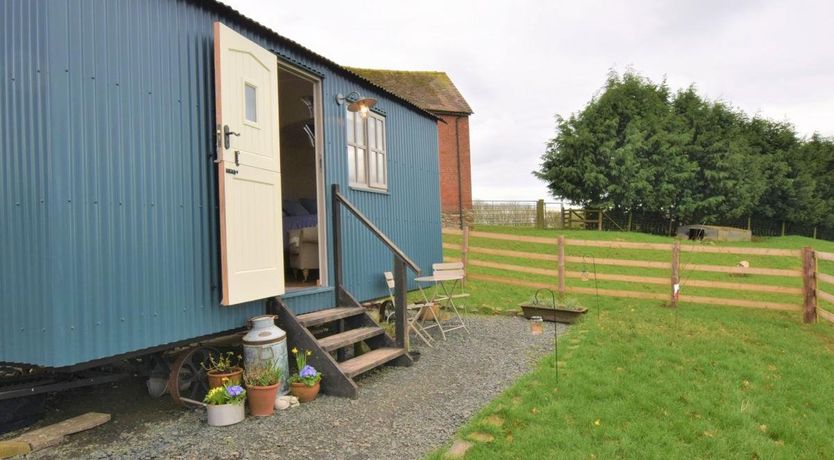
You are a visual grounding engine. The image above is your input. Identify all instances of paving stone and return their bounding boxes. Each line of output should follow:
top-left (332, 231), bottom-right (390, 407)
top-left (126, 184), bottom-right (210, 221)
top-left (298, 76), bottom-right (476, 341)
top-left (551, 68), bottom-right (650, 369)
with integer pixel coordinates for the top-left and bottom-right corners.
top-left (445, 440), bottom-right (474, 458)
top-left (467, 432), bottom-right (494, 443)
top-left (484, 415), bottom-right (505, 427)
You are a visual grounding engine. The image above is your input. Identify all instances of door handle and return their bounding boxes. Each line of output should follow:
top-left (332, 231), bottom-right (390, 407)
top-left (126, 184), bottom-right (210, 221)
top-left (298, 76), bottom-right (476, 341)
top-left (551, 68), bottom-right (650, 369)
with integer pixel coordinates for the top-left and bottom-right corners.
top-left (223, 125), bottom-right (240, 149)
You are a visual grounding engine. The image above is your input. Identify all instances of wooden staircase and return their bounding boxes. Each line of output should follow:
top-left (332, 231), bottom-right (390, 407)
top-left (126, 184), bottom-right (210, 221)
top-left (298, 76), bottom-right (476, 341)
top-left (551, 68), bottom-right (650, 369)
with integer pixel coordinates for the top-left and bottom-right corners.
top-left (273, 297), bottom-right (412, 399)
top-left (270, 184), bottom-right (419, 399)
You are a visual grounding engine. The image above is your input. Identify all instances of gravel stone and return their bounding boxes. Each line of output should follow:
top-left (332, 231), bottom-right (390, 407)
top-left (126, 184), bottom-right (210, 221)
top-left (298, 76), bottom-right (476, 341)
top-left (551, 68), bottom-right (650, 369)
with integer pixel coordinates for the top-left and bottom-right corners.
top-left (27, 316), bottom-right (563, 460)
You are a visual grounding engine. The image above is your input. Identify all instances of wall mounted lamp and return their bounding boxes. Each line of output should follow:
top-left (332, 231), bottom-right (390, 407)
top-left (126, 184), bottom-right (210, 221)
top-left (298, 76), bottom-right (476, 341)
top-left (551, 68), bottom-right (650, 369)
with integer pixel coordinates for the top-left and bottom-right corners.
top-left (336, 91), bottom-right (377, 117)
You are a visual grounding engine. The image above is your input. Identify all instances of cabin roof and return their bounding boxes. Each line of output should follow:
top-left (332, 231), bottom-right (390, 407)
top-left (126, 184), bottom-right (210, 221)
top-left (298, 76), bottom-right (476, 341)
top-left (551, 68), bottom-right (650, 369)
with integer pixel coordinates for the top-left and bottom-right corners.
top-left (347, 68), bottom-right (474, 115)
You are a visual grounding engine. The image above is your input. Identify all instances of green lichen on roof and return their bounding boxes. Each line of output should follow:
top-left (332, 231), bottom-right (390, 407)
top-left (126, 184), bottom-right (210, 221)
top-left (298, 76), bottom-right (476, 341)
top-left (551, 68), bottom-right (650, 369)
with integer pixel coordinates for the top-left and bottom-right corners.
top-left (347, 68), bottom-right (473, 115)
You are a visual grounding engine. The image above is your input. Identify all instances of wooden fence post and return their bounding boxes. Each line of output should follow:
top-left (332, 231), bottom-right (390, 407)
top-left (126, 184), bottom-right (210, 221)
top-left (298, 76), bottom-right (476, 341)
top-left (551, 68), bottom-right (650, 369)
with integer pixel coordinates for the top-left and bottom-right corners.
top-left (627, 212), bottom-right (633, 232)
top-left (671, 240), bottom-right (681, 307)
top-left (462, 225), bottom-right (470, 288)
top-left (597, 210), bottom-right (603, 231)
top-left (535, 200), bottom-right (545, 229)
top-left (802, 246), bottom-right (817, 323)
top-left (557, 236), bottom-right (566, 300)
top-left (747, 216), bottom-right (752, 231)
top-left (781, 221), bottom-right (786, 236)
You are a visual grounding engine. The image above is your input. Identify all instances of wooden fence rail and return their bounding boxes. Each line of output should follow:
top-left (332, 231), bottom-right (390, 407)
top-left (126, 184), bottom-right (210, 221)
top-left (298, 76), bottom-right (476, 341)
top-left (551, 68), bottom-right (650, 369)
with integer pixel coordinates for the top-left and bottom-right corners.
top-left (462, 258), bottom-right (803, 294)
top-left (443, 228), bottom-right (802, 257)
top-left (447, 242), bottom-right (804, 277)
top-left (443, 227), bottom-right (832, 323)
top-left (814, 250), bottom-right (834, 322)
top-left (818, 251), bottom-right (834, 262)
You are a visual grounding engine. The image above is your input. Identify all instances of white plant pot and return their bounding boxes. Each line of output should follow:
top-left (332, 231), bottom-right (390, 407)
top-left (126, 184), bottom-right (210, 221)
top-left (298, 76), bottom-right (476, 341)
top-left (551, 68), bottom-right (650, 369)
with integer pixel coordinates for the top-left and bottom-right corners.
top-left (206, 402), bottom-right (245, 427)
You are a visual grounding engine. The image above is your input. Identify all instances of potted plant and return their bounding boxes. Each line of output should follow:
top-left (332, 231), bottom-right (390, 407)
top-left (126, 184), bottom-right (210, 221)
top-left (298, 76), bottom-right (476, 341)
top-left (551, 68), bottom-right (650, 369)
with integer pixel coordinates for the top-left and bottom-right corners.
top-left (288, 347), bottom-right (321, 403)
top-left (203, 380), bottom-right (246, 427)
top-left (243, 361), bottom-right (282, 417)
top-left (202, 351), bottom-right (243, 389)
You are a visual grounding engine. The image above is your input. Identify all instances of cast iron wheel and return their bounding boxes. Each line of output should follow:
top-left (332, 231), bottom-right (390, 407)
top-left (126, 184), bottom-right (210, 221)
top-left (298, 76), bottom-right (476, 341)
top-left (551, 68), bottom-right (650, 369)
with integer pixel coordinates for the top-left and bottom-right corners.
top-left (0, 394), bottom-right (47, 435)
top-left (168, 346), bottom-right (220, 406)
top-left (380, 299), bottom-right (394, 322)
top-left (0, 366), bottom-right (24, 379)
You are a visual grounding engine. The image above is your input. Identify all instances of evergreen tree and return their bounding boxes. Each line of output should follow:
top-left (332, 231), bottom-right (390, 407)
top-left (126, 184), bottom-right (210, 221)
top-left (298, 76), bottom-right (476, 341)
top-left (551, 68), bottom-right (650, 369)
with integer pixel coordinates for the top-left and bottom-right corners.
top-left (535, 71), bottom-right (833, 230)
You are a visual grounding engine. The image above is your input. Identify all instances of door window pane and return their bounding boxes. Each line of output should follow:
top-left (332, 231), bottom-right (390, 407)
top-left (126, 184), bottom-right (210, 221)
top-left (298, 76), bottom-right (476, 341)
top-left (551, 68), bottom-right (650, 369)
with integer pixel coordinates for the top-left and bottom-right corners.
top-left (245, 83), bottom-right (257, 123)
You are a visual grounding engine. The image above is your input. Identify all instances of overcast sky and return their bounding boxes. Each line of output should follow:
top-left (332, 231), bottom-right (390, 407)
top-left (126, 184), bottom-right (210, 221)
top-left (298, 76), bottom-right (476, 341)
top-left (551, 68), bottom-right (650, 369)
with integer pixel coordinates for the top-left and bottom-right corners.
top-left (225, 0), bottom-right (834, 201)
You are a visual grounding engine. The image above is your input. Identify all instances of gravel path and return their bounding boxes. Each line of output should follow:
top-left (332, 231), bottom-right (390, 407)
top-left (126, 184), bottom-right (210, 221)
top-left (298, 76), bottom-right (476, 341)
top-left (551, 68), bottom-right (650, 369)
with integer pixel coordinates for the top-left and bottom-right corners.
top-left (28, 316), bottom-right (562, 460)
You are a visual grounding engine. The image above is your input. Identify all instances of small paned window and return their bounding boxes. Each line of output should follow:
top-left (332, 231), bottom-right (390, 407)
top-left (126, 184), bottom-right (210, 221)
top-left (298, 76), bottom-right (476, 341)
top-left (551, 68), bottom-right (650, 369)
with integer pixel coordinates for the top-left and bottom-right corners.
top-left (346, 110), bottom-right (387, 190)
top-left (245, 83), bottom-right (257, 123)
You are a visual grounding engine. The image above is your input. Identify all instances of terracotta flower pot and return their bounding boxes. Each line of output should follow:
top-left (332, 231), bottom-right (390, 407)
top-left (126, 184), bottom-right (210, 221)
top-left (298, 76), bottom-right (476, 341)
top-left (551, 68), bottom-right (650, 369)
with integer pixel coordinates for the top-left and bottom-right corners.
top-left (420, 303), bottom-right (451, 321)
top-left (418, 303), bottom-right (443, 321)
top-left (247, 383), bottom-right (280, 416)
top-left (207, 367), bottom-right (243, 389)
top-left (290, 381), bottom-right (320, 403)
top-left (206, 402), bottom-right (245, 427)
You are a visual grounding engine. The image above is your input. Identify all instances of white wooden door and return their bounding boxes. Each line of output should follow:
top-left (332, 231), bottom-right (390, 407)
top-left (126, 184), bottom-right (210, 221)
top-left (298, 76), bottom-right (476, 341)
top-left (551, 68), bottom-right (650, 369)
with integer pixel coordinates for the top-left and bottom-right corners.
top-left (214, 22), bottom-right (284, 306)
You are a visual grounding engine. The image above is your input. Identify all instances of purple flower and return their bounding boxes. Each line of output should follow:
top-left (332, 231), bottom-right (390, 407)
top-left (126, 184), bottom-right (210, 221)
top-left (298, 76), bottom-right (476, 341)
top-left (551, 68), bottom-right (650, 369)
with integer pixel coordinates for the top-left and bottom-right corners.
top-left (226, 385), bottom-right (244, 397)
top-left (299, 365), bottom-right (318, 378)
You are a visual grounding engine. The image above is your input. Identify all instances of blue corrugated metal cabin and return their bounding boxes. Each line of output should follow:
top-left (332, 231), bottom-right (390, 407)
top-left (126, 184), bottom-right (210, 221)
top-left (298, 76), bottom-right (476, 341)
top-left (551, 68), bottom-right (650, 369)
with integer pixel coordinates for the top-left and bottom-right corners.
top-left (1, 0), bottom-right (442, 369)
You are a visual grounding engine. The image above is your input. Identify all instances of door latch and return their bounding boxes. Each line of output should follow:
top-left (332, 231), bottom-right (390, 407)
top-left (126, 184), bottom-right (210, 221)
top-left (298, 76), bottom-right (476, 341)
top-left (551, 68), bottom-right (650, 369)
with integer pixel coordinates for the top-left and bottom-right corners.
top-left (234, 150), bottom-right (240, 167)
top-left (223, 125), bottom-right (240, 149)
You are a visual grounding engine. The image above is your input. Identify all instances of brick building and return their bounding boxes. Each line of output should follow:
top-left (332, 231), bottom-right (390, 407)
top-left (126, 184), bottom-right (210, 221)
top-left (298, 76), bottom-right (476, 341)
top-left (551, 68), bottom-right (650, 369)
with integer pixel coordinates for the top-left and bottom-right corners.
top-left (349, 68), bottom-right (474, 227)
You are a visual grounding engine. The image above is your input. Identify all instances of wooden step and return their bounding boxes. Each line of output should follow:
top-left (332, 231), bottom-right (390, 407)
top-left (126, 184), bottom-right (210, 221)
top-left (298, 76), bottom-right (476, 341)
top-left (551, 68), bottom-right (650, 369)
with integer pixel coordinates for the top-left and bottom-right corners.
top-left (339, 347), bottom-right (407, 378)
top-left (318, 327), bottom-right (384, 352)
top-left (296, 306), bottom-right (365, 328)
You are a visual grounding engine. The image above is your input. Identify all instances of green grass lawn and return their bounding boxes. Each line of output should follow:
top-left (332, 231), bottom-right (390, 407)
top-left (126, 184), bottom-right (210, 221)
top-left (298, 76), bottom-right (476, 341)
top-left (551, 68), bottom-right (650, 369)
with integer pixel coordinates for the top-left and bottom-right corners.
top-left (429, 227), bottom-right (834, 459)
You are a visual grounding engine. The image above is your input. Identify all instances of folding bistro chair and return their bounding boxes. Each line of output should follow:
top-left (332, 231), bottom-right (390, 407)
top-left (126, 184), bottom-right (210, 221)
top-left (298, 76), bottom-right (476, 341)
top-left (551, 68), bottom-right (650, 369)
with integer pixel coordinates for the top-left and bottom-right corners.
top-left (383, 272), bottom-right (434, 347)
top-left (432, 262), bottom-right (470, 312)
top-left (423, 262), bottom-right (469, 335)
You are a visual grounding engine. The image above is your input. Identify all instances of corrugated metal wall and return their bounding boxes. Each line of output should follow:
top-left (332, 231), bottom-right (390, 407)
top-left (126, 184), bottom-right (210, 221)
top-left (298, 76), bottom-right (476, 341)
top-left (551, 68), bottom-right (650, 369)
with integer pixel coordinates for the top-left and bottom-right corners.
top-left (1, 0), bottom-right (55, 365)
top-left (0, 0), bottom-right (441, 367)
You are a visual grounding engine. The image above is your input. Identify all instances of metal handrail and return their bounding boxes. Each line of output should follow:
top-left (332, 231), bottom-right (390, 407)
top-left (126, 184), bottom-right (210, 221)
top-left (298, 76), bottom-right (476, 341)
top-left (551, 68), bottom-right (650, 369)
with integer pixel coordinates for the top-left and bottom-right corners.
top-left (331, 185), bottom-right (421, 273)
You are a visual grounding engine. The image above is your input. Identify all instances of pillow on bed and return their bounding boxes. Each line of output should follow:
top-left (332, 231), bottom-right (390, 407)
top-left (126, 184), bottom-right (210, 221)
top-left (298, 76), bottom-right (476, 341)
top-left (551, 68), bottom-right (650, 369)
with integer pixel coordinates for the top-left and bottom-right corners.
top-left (282, 199), bottom-right (309, 217)
top-left (299, 198), bottom-right (318, 215)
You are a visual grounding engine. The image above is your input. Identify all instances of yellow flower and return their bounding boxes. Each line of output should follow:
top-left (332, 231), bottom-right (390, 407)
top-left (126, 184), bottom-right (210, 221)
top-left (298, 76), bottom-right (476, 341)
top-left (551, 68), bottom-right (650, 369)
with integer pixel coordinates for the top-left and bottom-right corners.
top-left (292, 347), bottom-right (298, 354)
top-left (306, 350), bottom-right (312, 356)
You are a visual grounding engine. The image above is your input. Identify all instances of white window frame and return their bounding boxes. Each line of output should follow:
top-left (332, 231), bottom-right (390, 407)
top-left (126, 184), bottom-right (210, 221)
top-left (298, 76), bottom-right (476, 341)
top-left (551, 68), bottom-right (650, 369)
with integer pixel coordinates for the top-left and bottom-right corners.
top-left (347, 109), bottom-right (387, 191)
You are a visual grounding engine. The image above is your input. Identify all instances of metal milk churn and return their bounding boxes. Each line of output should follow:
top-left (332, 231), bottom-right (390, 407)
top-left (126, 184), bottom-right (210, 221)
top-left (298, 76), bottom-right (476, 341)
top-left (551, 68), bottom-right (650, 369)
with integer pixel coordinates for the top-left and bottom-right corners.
top-left (243, 315), bottom-right (289, 395)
